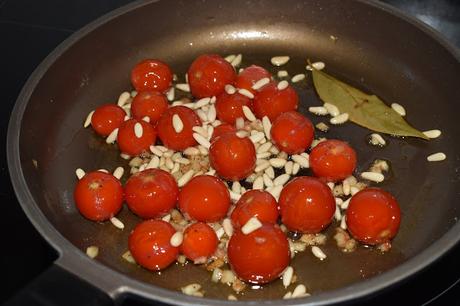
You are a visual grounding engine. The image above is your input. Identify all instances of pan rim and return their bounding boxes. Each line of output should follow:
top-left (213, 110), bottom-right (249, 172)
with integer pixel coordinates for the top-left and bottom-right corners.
top-left (6, 0), bottom-right (460, 305)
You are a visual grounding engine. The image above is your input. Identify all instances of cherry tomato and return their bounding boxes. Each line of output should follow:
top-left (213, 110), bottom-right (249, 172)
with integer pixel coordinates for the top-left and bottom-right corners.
top-left (74, 171), bottom-right (123, 221)
top-left (117, 119), bottom-right (156, 156)
top-left (131, 59), bottom-right (173, 93)
top-left (91, 104), bottom-right (126, 136)
top-left (157, 106), bottom-right (201, 151)
top-left (215, 92), bottom-right (252, 124)
top-left (279, 176), bottom-right (335, 233)
top-left (187, 54), bottom-right (236, 98)
top-left (346, 188), bottom-right (401, 245)
top-left (253, 82), bottom-right (298, 121)
top-left (180, 222), bottom-right (218, 262)
top-left (129, 220), bottom-right (178, 271)
top-left (210, 123), bottom-right (237, 142)
top-left (309, 139), bottom-right (357, 182)
top-left (236, 65), bottom-right (272, 94)
top-left (209, 132), bottom-right (256, 181)
top-left (125, 169), bottom-right (179, 219)
top-left (270, 111), bottom-right (314, 154)
top-left (231, 190), bottom-right (279, 228)
top-left (131, 91), bottom-right (168, 124)
top-left (178, 175), bottom-right (230, 222)
top-left (228, 224), bottom-right (290, 284)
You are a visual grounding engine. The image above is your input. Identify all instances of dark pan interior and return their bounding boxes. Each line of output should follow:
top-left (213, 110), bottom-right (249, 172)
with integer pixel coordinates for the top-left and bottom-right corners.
top-left (16, 0), bottom-right (460, 302)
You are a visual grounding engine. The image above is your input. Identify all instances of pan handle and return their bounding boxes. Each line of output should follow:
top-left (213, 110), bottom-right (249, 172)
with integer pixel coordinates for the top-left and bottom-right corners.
top-left (3, 263), bottom-right (114, 306)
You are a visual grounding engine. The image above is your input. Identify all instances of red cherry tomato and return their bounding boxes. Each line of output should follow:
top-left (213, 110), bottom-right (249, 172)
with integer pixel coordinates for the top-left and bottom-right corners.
top-left (210, 123), bottom-right (237, 142)
top-left (346, 188), bottom-right (401, 245)
top-left (117, 119), bottom-right (156, 156)
top-left (228, 224), bottom-right (290, 284)
top-left (131, 91), bottom-right (168, 124)
top-left (90, 104), bottom-right (125, 136)
top-left (253, 82), bottom-right (298, 121)
top-left (236, 65), bottom-right (272, 94)
top-left (157, 106), bottom-right (201, 151)
top-left (187, 54), bottom-right (236, 98)
top-left (215, 92), bottom-right (252, 124)
top-left (129, 220), bottom-right (178, 271)
top-left (270, 111), bottom-right (314, 154)
top-left (279, 176), bottom-right (335, 233)
top-left (178, 175), bottom-right (230, 222)
top-left (209, 132), bottom-right (256, 181)
top-left (180, 222), bottom-right (218, 262)
top-left (309, 139), bottom-right (357, 182)
top-left (74, 171), bottom-right (123, 221)
top-left (231, 190), bottom-right (279, 228)
top-left (131, 59), bottom-right (173, 93)
top-left (125, 169), bottom-right (179, 219)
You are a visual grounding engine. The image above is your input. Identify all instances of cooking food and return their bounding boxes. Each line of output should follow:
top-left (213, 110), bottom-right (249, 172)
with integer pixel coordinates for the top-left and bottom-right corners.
top-left (73, 52), bottom-right (444, 300)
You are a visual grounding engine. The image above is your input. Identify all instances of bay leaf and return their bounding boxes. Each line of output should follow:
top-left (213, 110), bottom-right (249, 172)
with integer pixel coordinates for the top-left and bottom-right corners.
top-left (312, 69), bottom-right (428, 139)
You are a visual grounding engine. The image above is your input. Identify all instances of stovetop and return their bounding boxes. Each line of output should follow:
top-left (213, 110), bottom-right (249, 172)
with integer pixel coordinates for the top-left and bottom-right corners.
top-left (1, 0), bottom-right (459, 305)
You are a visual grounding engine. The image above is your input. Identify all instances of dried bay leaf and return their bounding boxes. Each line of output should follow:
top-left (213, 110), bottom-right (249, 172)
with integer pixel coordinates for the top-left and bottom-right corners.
top-left (312, 70), bottom-right (428, 139)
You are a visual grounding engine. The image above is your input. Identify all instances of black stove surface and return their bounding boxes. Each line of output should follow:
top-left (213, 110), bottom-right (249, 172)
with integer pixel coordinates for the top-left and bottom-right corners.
top-left (1, 1), bottom-right (459, 305)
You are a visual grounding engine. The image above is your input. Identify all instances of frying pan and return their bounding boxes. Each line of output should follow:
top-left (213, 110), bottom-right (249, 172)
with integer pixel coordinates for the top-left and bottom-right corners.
top-left (6, 0), bottom-right (460, 305)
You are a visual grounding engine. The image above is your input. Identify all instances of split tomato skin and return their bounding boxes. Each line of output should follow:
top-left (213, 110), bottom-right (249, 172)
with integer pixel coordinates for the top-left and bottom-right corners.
top-left (187, 54), bottom-right (236, 98)
top-left (253, 82), bottom-right (299, 121)
top-left (124, 169), bottom-right (179, 219)
top-left (236, 65), bottom-right (272, 94)
top-left (157, 106), bottom-right (202, 151)
top-left (91, 104), bottom-right (126, 136)
top-left (270, 111), bottom-right (314, 154)
top-left (131, 91), bottom-right (168, 124)
top-left (178, 175), bottom-right (231, 222)
top-left (309, 139), bottom-right (357, 182)
top-left (210, 123), bottom-right (237, 142)
top-left (117, 119), bottom-right (157, 156)
top-left (279, 176), bottom-right (335, 233)
top-left (215, 92), bottom-right (252, 124)
top-left (231, 190), bottom-right (279, 228)
top-left (180, 222), bottom-right (218, 262)
top-left (209, 132), bottom-right (256, 181)
top-left (129, 220), bottom-right (179, 271)
top-left (346, 188), bottom-right (401, 245)
top-left (74, 171), bottom-right (123, 222)
top-left (131, 59), bottom-right (173, 93)
top-left (228, 223), bottom-right (290, 284)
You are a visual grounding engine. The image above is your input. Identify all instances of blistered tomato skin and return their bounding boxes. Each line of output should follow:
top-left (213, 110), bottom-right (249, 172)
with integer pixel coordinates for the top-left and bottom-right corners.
top-left (215, 92), bottom-right (252, 124)
top-left (271, 111), bottom-right (314, 154)
top-left (129, 220), bottom-right (178, 271)
top-left (91, 104), bottom-right (126, 136)
top-left (231, 190), bottom-right (279, 228)
top-left (346, 188), bottom-right (401, 245)
top-left (279, 176), bottom-right (335, 233)
top-left (309, 139), bottom-right (357, 182)
top-left (117, 119), bottom-right (157, 156)
top-left (210, 123), bottom-right (237, 142)
top-left (228, 224), bottom-right (290, 284)
top-left (131, 59), bottom-right (173, 93)
top-left (125, 169), bottom-right (179, 219)
top-left (157, 106), bottom-right (202, 151)
top-left (74, 171), bottom-right (123, 222)
top-left (236, 65), bottom-right (272, 94)
top-left (131, 91), bottom-right (168, 124)
top-left (180, 222), bottom-right (218, 262)
top-left (178, 175), bottom-right (231, 222)
top-left (209, 133), bottom-right (256, 181)
top-left (253, 82), bottom-right (299, 121)
top-left (187, 54), bottom-right (236, 98)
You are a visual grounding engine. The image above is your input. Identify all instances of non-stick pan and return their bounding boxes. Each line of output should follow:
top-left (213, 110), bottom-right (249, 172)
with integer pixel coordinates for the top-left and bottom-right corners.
top-left (6, 0), bottom-right (460, 305)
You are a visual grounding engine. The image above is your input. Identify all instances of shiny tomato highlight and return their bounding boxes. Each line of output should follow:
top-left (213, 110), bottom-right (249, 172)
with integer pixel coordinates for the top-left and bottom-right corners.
top-left (279, 176), bottom-right (335, 233)
top-left (74, 171), bottom-right (123, 221)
